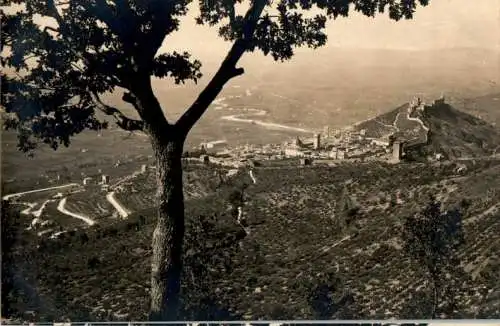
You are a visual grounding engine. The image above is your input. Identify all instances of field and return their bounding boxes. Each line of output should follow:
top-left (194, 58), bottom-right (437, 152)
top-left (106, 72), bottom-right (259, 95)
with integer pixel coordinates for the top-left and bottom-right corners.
top-left (39, 200), bottom-right (91, 229)
top-left (238, 161), bottom-right (500, 318)
top-left (64, 189), bottom-right (115, 221)
top-left (2, 147), bottom-right (240, 244)
top-left (6, 158), bottom-right (500, 321)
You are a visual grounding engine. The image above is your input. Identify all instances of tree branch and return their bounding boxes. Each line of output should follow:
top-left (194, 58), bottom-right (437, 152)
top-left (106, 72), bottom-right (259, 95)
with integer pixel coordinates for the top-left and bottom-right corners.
top-left (228, 1), bottom-right (237, 29)
top-left (145, 1), bottom-right (176, 61)
top-left (122, 91), bottom-right (141, 112)
top-left (175, 0), bottom-right (267, 136)
top-left (91, 92), bottom-right (144, 132)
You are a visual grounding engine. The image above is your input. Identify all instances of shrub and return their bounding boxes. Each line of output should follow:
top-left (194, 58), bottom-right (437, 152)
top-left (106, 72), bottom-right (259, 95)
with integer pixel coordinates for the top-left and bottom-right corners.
top-left (402, 195), bottom-right (467, 318)
top-left (181, 214), bottom-right (246, 319)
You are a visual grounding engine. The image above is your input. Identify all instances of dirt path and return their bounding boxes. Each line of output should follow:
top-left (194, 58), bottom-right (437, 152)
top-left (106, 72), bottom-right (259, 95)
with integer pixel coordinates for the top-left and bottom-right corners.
top-left (249, 170), bottom-right (257, 184)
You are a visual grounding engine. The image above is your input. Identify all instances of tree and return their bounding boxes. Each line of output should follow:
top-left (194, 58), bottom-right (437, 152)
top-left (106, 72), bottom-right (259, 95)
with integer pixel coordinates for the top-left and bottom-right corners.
top-left (1, 0), bottom-right (430, 320)
top-left (228, 183), bottom-right (247, 207)
top-left (338, 187), bottom-right (360, 232)
top-left (402, 195), bottom-right (467, 318)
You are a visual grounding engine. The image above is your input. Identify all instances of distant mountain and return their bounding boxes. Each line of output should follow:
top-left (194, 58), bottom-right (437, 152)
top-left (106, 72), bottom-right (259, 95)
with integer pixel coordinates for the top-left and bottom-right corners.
top-left (355, 97), bottom-right (500, 160)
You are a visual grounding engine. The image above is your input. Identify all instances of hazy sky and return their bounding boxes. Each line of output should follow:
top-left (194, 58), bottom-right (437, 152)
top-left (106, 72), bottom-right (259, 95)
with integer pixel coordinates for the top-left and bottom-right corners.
top-left (10, 0), bottom-right (500, 71)
top-left (24, 0), bottom-right (499, 56)
top-left (162, 0), bottom-right (499, 59)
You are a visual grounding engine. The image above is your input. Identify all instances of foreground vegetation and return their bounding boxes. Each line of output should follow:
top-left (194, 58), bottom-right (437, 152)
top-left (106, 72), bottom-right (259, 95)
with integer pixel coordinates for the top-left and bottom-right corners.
top-left (3, 159), bottom-right (500, 321)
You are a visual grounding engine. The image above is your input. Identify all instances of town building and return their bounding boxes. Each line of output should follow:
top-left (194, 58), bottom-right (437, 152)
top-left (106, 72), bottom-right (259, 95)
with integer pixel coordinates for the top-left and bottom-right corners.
top-left (284, 143), bottom-right (308, 157)
top-left (101, 175), bottom-right (110, 185)
top-left (433, 95), bottom-right (446, 106)
top-left (83, 177), bottom-right (93, 186)
top-left (300, 158), bottom-right (312, 166)
top-left (313, 133), bottom-right (321, 150)
top-left (392, 141), bottom-right (404, 162)
top-left (371, 138), bottom-right (390, 147)
top-left (324, 126), bottom-right (330, 138)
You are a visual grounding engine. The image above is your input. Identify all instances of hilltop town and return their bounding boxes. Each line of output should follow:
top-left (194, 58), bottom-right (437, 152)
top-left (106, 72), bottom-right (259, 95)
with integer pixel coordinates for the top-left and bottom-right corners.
top-left (189, 96), bottom-right (451, 169)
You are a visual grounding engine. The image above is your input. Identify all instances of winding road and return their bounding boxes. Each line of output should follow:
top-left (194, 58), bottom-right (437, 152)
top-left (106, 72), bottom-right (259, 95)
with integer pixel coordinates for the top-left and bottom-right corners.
top-left (20, 202), bottom-right (38, 215)
top-left (3, 169), bottom-right (136, 225)
top-left (106, 191), bottom-right (130, 219)
top-left (221, 107), bottom-right (313, 133)
top-left (2, 183), bottom-right (98, 225)
top-left (248, 170), bottom-right (257, 184)
top-left (57, 197), bottom-right (96, 225)
top-left (31, 199), bottom-right (56, 218)
top-left (2, 183), bottom-right (79, 201)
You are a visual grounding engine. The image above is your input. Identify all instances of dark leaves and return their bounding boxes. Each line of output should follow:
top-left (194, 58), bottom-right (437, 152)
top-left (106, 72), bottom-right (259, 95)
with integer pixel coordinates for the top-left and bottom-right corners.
top-left (2, 73), bottom-right (107, 154)
top-left (199, 0), bottom-right (430, 61)
top-left (196, 0), bottom-right (247, 26)
top-left (402, 194), bottom-right (468, 317)
top-left (152, 52), bottom-right (203, 84)
top-left (1, 0), bottom-right (198, 153)
top-left (403, 195), bottom-right (465, 266)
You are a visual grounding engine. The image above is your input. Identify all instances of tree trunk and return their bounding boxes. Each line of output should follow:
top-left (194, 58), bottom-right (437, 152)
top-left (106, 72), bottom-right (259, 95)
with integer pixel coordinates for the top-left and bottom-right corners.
top-left (149, 136), bottom-right (185, 321)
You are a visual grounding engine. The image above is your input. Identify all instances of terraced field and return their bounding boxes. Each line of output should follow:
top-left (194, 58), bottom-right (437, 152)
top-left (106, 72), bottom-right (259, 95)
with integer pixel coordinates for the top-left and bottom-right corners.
top-left (115, 190), bottom-right (156, 213)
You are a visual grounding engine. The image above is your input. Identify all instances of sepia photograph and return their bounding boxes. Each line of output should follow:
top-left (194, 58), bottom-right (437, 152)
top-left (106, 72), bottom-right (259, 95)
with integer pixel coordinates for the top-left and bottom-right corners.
top-left (1, 0), bottom-right (499, 324)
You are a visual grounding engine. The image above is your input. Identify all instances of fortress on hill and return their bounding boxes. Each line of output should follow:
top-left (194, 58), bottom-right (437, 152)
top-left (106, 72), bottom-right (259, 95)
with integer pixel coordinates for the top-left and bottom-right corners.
top-left (281, 95), bottom-right (442, 164)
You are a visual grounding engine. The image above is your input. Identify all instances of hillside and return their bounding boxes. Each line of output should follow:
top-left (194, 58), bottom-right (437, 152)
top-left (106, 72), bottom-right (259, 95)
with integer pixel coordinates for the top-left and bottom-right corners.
top-left (416, 101), bottom-right (500, 159)
top-left (355, 98), bottom-right (500, 160)
top-left (353, 103), bottom-right (408, 139)
top-left (6, 159), bottom-right (500, 321)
